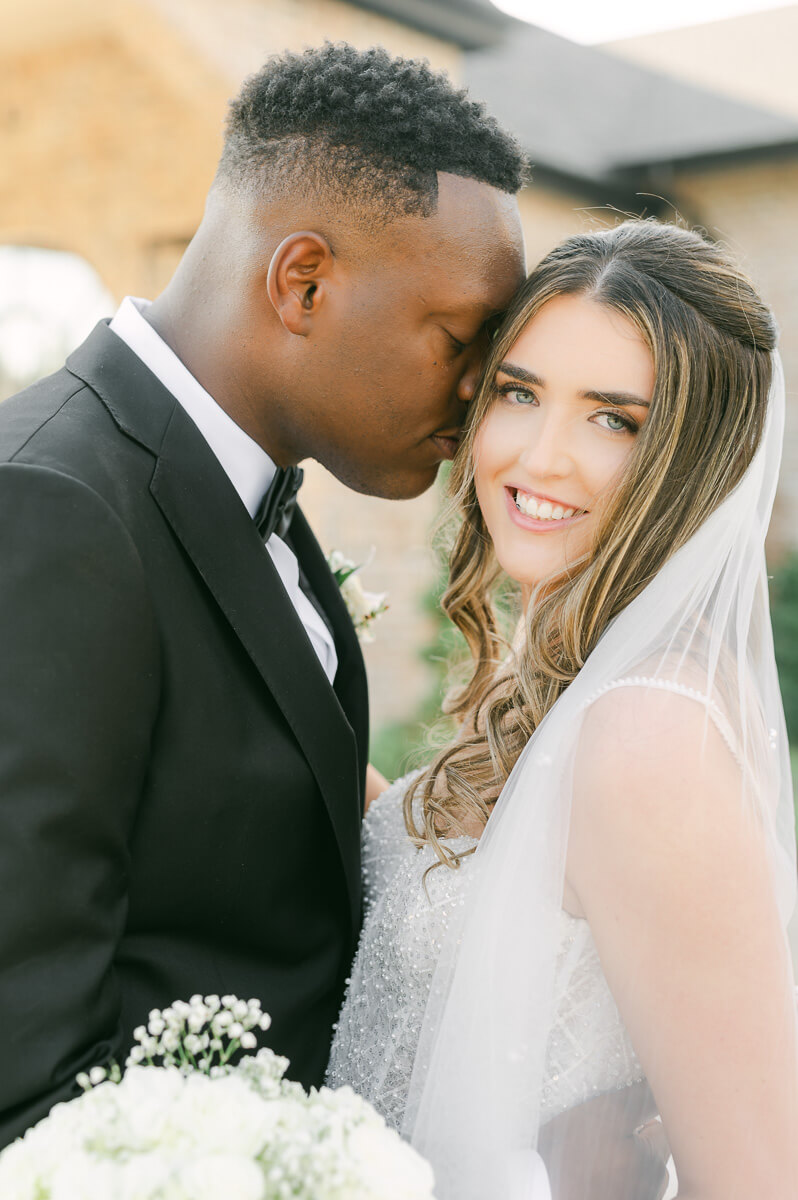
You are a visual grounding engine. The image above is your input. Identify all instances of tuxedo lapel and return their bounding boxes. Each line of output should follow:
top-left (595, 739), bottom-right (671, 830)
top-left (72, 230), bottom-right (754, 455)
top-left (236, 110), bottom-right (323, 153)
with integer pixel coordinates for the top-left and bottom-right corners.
top-left (287, 510), bottom-right (369, 776)
top-left (66, 324), bottom-right (363, 931)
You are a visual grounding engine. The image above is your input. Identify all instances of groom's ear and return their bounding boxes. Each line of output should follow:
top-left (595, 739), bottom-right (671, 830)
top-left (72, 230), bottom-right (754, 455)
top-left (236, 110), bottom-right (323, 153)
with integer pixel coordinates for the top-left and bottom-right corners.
top-left (267, 232), bottom-right (334, 335)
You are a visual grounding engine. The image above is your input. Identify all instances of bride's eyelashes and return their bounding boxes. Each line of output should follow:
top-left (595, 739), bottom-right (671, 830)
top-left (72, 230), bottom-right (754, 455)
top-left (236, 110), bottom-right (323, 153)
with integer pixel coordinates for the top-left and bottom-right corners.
top-left (590, 409), bottom-right (640, 435)
top-left (495, 381), bottom-right (536, 404)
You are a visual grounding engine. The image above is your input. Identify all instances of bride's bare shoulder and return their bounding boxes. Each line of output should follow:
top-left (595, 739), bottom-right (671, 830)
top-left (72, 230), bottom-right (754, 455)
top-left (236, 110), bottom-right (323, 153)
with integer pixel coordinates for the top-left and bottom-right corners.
top-left (570, 676), bottom-right (743, 859)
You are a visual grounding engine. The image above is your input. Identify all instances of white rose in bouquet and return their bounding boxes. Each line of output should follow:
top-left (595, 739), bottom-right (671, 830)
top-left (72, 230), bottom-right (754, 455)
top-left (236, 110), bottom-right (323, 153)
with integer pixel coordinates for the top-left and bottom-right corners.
top-left (0, 995), bottom-right (436, 1200)
top-left (345, 1104), bottom-right (437, 1200)
top-left (177, 1154), bottom-right (266, 1200)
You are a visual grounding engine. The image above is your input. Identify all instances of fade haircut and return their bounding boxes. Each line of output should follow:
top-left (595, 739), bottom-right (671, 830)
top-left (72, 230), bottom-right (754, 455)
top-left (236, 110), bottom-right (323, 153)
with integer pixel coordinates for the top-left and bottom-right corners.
top-left (218, 42), bottom-right (527, 219)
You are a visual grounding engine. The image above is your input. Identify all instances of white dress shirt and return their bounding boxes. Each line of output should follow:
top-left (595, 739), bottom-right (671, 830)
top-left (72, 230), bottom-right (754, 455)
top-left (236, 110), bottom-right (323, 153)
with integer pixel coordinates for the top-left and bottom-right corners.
top-left (109, 297), bottom-right (337, 683)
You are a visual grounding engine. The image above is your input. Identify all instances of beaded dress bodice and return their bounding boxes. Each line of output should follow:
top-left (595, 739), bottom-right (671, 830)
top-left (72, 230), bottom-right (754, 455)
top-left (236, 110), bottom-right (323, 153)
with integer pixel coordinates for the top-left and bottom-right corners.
top-left (325, 772), bottom-right (643, 1131)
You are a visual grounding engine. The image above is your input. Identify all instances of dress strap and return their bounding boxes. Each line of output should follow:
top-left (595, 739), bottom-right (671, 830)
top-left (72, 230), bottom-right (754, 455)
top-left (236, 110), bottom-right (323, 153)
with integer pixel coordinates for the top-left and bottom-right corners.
top-left (581, 676), bottom-right (741, 768)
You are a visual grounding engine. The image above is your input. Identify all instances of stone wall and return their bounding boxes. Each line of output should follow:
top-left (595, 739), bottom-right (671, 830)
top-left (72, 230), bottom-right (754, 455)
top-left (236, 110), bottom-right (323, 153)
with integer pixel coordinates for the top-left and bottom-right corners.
top-left (146, 0), bottom-right (461, 86)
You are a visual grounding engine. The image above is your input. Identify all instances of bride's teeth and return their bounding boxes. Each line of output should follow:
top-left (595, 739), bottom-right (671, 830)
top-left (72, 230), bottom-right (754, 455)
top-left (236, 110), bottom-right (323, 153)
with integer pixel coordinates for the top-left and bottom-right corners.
top-left (514, 491), bottom-right (580, 520)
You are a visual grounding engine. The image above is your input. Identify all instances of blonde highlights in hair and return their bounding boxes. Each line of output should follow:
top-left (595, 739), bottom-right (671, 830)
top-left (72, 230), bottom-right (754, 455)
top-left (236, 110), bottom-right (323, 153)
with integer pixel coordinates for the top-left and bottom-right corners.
top-left (404, 220), bottom-right (776, 869)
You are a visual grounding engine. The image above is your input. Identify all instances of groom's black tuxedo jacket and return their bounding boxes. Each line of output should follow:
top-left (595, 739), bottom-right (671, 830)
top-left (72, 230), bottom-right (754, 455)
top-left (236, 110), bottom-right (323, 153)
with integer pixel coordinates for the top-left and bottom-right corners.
top-left (0, 321), bottom-right (368, 1146)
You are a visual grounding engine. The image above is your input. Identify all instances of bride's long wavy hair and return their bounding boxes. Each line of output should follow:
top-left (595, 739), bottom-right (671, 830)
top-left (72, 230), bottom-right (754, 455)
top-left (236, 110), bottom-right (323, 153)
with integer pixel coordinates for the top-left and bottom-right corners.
top-left (404, 219), bottom-right (776, 868)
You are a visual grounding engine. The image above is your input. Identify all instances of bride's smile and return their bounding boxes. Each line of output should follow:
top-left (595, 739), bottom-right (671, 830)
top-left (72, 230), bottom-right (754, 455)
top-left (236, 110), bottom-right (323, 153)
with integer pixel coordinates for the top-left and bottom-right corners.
top-left (473, 292), bottom-right (653, 594)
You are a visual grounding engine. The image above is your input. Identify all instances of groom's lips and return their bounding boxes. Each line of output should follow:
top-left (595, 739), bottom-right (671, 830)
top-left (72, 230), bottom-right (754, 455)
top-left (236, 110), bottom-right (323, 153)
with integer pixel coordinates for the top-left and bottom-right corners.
top-left (430, 433), bottom-right (461, 460)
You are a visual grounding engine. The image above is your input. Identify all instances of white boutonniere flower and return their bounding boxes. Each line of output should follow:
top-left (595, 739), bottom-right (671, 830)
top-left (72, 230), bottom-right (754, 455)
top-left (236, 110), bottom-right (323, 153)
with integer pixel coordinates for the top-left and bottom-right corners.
top-left (328, 550), bottom-right (388, 643)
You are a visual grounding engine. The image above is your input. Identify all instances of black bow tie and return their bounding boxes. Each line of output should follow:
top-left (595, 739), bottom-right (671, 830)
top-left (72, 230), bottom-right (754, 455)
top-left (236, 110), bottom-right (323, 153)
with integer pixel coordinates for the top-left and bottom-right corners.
top-left (255, 465), bottom-right (304, 542)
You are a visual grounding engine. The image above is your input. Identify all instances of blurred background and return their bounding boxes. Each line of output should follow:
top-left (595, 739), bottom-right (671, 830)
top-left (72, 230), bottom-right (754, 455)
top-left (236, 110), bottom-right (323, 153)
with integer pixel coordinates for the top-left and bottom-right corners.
top-left (1, 0), bottom-right (797, 791)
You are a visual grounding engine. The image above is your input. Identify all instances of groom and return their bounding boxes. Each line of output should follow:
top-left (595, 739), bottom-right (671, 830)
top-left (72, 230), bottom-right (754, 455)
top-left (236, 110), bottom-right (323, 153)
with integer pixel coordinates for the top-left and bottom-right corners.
top-left (0, 43), bottom-right (525, 1146)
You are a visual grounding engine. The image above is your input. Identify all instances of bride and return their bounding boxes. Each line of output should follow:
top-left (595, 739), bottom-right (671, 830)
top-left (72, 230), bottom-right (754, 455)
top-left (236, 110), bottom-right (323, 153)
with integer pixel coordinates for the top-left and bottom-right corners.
top-left (326, 220), bottom-right (798, 1199)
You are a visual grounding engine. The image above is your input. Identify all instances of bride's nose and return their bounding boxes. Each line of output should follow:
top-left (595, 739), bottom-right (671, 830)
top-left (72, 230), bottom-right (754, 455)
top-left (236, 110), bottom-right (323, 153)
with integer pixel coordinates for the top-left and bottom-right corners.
top-left (517, 410), bottom-right (573, 478)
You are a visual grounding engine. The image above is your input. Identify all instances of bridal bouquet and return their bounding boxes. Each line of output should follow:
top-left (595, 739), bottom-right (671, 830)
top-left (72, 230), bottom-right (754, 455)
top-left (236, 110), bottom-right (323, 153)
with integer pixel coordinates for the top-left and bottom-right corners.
top-left (0, 995), bottom-right (435, 1200)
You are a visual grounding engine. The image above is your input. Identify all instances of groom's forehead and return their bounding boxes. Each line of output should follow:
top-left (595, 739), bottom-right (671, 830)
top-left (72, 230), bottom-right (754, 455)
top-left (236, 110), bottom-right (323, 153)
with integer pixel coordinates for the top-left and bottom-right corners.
top-left (395, 234), bottom-right (523, 318)
top-left (414, 177), bottom-right (524, 301)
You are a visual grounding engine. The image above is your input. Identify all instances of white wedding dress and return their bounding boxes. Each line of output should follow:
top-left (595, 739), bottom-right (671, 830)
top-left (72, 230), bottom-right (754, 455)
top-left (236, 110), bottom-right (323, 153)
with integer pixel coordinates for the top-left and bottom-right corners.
top-left (325, 771), bottom-right (644, 1131)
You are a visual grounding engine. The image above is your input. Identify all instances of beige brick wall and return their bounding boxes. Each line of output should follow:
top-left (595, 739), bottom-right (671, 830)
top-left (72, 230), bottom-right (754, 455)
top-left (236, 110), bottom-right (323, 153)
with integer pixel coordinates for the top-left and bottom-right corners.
top-left (0, 28), bottom-right (224, 297)
top-left (146, 0), bottom-right (461, 88)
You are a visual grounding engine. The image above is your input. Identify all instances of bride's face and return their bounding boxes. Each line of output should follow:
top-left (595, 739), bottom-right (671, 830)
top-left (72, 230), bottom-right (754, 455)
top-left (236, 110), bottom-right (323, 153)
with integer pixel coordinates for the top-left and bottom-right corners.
top-left (474, 293), bottom-right (654, 598)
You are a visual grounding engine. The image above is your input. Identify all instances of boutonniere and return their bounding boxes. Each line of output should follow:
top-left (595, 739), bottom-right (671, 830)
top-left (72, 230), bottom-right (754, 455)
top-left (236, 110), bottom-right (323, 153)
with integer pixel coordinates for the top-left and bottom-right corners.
top-left (327, 550), bottom-right (388, 643)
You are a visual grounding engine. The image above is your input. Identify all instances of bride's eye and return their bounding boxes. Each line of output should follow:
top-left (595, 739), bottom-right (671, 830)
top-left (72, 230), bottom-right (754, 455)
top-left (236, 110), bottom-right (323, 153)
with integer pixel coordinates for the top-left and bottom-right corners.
top-left (497, 382), bottom-right (536, 406)
top-left (593, 410), bottom-right (637, 434)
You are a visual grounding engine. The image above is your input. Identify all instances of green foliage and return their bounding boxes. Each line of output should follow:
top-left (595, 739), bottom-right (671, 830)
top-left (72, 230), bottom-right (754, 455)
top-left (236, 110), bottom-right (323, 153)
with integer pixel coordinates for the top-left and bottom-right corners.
top-left (369, 565), bottom-right (462, 781)
top-left (771, 553), bottom-right (798, 744)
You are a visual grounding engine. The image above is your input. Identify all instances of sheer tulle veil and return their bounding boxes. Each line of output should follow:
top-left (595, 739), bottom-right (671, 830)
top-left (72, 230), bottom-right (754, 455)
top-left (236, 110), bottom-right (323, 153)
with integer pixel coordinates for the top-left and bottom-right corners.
top-left (401, 352), bottom-right (796, 1198)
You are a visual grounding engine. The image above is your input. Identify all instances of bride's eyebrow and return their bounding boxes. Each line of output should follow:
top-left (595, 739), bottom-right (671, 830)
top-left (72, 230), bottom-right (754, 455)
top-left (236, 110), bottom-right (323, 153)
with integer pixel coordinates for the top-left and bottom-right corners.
top-left (496, 362), bottom-right (544, 386)
top-left (580, 389), bottom-right (651, 409)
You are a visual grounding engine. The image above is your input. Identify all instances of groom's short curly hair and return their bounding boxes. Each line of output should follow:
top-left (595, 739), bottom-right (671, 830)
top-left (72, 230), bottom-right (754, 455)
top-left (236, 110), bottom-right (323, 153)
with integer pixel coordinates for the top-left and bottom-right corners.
top-left (218, 42), bottom-right (527, 218)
